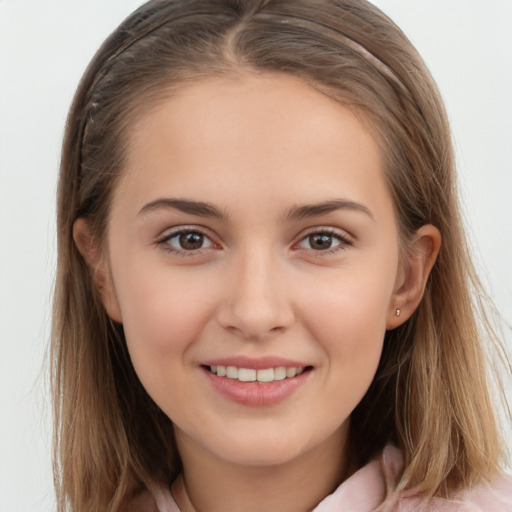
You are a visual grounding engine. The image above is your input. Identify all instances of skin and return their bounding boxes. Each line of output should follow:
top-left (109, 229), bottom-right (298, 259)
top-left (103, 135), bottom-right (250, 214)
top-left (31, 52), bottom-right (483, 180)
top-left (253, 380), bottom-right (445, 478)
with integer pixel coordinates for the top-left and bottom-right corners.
top-left (75, 74), bottom-right (440, 512)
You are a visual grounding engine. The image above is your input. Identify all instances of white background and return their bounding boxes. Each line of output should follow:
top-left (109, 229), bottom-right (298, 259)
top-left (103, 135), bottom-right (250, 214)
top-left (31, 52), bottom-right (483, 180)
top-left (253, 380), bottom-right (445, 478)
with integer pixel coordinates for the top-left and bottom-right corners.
top-left (0, 1), bottom-right (511, 510)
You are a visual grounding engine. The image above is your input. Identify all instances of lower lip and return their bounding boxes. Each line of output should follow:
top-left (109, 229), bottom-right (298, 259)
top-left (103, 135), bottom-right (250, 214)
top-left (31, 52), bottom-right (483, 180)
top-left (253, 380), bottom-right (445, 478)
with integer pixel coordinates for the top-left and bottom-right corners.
top-left (203, 368), bottom-right (310, 406)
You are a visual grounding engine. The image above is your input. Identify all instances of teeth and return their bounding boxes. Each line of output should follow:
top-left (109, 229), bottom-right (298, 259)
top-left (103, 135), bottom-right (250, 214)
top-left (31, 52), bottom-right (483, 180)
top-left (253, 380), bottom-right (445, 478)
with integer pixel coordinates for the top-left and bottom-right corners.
top-left (226, 366), bottom-right (238, 379)
top-left (238, 368), bottom-right (256, 382)
top-left (274, 367), bottom-right (287, 380)
top-left (209, 365), bottom-right (305, 382)
top-left (286, 367), bottom-right (297, 378)
top-left (256, 368), bottom-right (274, 382)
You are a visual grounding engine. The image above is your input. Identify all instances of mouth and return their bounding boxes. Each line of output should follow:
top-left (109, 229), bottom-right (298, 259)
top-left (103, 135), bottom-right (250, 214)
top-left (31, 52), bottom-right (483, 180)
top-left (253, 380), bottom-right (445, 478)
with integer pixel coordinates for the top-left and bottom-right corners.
top-left (204, 365), bottom-right (312, 383)
top-left (200, 357), bottom-right (313, 405)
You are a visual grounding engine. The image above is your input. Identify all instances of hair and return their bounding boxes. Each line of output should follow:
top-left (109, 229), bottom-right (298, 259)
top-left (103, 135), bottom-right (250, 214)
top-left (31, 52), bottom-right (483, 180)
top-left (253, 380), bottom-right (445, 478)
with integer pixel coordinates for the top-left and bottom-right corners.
top-left (52, 0), bottom-right (507, 510)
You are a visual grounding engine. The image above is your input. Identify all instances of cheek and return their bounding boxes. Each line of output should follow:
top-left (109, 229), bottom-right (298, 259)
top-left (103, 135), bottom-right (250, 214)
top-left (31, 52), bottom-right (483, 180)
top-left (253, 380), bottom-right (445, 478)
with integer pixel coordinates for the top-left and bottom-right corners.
top-left (301, 263), bottom-right (395, 379)
top-left (304, 263), bottom-right (394, 331)
top-left (113, 266), bottom-right (215, 376)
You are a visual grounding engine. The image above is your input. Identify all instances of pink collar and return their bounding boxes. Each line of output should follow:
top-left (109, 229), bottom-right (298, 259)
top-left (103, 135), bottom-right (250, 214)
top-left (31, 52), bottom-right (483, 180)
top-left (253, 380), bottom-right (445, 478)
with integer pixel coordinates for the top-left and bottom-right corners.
top-left (153, 445), bottom-right (512, 512)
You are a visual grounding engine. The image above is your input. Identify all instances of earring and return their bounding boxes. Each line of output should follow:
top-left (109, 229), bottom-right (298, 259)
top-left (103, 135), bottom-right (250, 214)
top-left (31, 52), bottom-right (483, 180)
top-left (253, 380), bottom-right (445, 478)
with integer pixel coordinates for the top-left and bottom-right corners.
top-left (396, 308), bottom-right (401, 317)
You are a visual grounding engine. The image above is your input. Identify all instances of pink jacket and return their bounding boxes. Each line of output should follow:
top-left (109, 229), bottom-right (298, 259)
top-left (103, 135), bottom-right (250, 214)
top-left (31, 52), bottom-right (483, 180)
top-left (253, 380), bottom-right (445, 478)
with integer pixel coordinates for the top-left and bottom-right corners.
top-left (152, 445), bottom-right (512, 511)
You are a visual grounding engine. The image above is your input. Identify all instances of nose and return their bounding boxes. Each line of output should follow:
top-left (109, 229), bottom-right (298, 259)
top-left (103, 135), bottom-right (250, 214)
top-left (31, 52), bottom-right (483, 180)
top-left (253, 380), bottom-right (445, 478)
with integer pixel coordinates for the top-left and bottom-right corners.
top-left (216, 249), bottom-right (295, 341)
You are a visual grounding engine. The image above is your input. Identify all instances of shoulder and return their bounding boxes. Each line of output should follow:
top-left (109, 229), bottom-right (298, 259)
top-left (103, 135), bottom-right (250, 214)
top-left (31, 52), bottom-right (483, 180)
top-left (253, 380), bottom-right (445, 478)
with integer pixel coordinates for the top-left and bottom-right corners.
top-left (454, 473), bottom-right (512, 511)
top-left (398, 474), bottom-right (512, 511)
top-left (377, 445), bottom-right (512, 511)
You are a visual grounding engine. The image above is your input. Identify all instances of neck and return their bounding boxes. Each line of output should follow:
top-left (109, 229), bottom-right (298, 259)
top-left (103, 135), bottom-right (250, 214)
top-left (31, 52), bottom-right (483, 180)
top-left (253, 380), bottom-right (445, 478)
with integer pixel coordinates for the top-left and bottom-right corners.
top-left (172, 426), bottom-right (351, 512)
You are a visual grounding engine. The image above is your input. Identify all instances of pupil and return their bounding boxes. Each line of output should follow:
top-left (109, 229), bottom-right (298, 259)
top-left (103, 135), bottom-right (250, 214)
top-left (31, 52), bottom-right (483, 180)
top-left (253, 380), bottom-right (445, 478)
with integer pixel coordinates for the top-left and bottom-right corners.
top-left (310, 234), bottom-right (332, 250)
top-left (179, 232), bottom-right (203, 250)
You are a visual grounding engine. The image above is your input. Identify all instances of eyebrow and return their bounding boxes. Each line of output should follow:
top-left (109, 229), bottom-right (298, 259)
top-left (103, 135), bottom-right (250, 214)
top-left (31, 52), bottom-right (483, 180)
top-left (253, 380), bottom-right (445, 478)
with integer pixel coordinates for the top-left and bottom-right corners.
top-left (138, 197), bottom-right (373, 222)
top-left (285, 199), bottom-right (374, 221)
top-left (138, 198), bottom-right (226, 219)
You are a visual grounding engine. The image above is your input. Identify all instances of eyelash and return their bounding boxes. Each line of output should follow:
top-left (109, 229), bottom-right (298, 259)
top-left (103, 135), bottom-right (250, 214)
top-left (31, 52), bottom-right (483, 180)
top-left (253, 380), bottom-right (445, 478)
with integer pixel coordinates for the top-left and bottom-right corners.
top-left (156, 227), bottom-right (352, 256)
top-left (294, 228), bottom-right (352, 256)
top-left (156, 227), bottom-right (217, 256)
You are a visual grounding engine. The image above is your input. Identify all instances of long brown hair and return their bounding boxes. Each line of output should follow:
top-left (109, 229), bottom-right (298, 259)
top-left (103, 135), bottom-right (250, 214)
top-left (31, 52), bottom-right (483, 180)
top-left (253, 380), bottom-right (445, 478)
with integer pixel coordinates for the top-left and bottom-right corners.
top-left (52, 1), bottom-right (506, 510)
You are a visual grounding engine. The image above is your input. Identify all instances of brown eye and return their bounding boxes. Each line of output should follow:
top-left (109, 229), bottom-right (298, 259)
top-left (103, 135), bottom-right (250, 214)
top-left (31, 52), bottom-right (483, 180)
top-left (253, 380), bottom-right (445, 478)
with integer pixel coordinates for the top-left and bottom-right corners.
top-left (179, 232), bottom-right (204, 250)
top-left (161, 230), bottom-right (214, 252)
top-left (308, 233), bottom-right (334, 250)
top-left (297, 231), bottom-right (349, 252)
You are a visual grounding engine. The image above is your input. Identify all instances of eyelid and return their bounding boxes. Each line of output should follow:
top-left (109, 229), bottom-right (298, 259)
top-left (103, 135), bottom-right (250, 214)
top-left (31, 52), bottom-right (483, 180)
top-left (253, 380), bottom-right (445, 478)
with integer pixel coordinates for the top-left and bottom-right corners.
top-left (293, 226), bottom-right (353, 253)
top-left (155, 225), bottom-right (221, 254)
top-left (297, 226), bottom-right (353, 242)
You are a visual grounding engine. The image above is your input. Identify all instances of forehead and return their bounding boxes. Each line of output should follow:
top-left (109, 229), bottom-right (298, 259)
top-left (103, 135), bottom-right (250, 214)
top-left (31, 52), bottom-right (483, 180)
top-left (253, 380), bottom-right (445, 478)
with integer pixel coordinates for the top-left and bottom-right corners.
top-left (114, 74), bottom-right (392, 219)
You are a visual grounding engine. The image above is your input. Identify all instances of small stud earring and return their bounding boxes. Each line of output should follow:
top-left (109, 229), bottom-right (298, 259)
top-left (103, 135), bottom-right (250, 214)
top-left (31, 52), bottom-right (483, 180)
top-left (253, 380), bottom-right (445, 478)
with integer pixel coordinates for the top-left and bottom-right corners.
top-left (396, 309), bottom-right (401, 317)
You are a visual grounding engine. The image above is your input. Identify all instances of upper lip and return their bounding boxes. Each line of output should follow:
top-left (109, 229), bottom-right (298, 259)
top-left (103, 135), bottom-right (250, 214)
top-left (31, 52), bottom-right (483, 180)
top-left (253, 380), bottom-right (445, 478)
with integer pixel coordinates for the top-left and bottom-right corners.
top-left (201, 356), bottom-right (309, 370)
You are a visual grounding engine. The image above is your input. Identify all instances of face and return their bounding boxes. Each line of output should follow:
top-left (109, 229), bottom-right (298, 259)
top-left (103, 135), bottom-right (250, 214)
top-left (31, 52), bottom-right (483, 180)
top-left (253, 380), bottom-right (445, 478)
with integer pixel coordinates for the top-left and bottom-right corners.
top-left (102, 75), bottom-right (403, 469)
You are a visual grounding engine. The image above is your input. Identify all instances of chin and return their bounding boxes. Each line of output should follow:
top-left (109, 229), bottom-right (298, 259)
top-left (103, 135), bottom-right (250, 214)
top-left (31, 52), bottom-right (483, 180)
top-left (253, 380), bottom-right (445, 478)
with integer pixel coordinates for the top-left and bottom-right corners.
top-left (206, 429), bottom-right (321, 468)
top-left (220, 448), bottom-right (304, 468)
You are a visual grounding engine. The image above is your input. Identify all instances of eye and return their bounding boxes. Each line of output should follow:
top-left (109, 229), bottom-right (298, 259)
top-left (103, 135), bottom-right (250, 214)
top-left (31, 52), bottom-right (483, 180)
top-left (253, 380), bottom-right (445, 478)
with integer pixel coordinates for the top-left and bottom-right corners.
top-left (158, 229), bottom-right (214, 253)
top-left (296, 230), bottom-right (351, 252)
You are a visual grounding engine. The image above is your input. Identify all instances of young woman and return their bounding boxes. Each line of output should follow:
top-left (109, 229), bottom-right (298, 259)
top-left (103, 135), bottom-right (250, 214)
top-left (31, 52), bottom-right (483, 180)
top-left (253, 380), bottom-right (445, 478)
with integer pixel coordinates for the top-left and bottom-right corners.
top-left (51, 0), bottom-right (512, 510)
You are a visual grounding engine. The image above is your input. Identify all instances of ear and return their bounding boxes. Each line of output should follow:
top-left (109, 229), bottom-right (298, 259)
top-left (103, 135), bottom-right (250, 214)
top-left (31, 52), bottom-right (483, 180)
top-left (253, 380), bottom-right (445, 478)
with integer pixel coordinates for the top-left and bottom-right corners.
top-left (386, 224), bottom-right (441, 329)
top-left (73, 218), bottom-right (123, 323)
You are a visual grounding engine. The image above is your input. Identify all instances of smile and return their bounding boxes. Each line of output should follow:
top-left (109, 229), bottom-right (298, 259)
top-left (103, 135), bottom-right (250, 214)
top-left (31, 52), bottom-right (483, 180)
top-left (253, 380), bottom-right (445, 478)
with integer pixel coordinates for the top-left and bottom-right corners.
top-left (202, 360), bottom-right (312, 406)
top-left (208, 365), bottom-right (305, 382)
